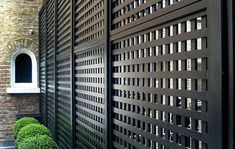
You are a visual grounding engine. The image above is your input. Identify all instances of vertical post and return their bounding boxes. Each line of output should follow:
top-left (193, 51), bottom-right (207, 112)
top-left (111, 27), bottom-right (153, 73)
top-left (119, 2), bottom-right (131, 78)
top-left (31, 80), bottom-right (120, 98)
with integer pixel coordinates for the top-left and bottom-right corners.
top-left (70, 0), bottom-right (76, 148)
top-left (44, 0), bottom-right (48, 126)
top-left (104, 0), bottom-right (112, 148)
top-left (226, 0), bottom-right (234, 148)
top-left (38, 4), bottom-right (42, 123)
top-left (208, 0), bottom-right (223, 148)
top-left (53, 0), bottom-right (58, 141)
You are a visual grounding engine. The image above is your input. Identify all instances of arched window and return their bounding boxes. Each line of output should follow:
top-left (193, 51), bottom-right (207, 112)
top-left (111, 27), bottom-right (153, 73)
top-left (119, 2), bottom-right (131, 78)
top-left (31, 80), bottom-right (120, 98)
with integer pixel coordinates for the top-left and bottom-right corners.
top-left (7, 49), bottom-right (40, 94)
top-left (15, 54), bottom-right (32, 83)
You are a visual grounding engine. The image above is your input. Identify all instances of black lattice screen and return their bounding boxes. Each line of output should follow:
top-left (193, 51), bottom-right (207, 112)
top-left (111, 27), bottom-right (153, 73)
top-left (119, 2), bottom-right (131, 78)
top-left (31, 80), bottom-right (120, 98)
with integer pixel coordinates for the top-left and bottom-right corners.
top-left (74, 45), bottom-right (105, 148)
top-left (46, 0), bottom-right (55, 136)
top-left (55, 0), bottom-right (72, 148)
top-left (39, 0), bottom-right (230, 149)
top-left (74, 1), bottom-right (106, 148)
top-left (111, 0), bottom-right (208, 148)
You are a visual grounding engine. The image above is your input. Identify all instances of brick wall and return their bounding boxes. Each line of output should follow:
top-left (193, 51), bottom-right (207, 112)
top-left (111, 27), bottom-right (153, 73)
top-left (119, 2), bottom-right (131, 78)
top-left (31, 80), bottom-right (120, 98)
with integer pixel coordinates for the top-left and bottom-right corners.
top-left (0, 0), bottom-right (43, 140)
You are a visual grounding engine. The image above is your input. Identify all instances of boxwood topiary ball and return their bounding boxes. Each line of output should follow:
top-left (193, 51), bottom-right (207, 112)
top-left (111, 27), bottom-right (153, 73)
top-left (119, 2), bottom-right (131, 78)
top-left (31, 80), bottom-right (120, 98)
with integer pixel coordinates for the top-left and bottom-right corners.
top-left (13, 117), bottom-right (39, 138)
top-left (16, 124), bottom-right (52, 145)
top-left (18, 135), bottom-right (59, 149)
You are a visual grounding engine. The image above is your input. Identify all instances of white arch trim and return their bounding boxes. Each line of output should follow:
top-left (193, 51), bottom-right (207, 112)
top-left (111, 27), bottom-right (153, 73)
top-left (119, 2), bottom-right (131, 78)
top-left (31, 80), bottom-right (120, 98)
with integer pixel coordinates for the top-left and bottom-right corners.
top-left (7, 49), bottom-right (40, 94)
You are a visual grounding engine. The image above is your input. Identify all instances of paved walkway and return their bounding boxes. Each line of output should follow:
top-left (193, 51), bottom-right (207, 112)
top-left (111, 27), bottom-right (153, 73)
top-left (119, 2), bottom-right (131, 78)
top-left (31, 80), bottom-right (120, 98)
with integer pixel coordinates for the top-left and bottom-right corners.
top-left (0, 140), bottom-right (15, 149)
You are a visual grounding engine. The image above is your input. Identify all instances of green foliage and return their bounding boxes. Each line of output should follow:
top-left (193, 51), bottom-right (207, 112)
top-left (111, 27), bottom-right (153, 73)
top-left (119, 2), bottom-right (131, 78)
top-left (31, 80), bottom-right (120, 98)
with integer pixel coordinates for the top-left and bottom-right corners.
top-left (18, 135), bottom-right (59, 149)
top-left (13, 117), bottom-right (39, 138)
top-left (16, 124), bottom-right (52, 145)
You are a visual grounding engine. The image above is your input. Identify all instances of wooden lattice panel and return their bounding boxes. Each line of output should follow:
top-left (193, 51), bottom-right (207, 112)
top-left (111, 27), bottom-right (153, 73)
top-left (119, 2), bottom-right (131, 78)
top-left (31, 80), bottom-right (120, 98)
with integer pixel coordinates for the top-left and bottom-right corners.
top-left (75, 46), bottom-right (106, 149)
top-left (56, 0), bottom-right (72, 148)
top-left (74, 0), bottom-right (106, 148)
top-left (111, 0), bottom-right (208, 148)
top-left (46, 0), bottom-right (55, 135)
top-left (75, 0), bottom-right (105, 45)
top-left (39, 5), bottom-right (47, 124)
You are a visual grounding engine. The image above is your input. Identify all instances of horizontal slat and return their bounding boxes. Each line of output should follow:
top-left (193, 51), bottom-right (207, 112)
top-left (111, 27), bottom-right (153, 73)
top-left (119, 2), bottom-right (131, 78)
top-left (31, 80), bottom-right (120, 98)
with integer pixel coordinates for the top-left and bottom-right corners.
top-left (111, 0), bottom-right (206, 39)
top-left (113, 71), bottom-right (207, 79)
top-left (113, 119), bottom-right (184, 149)
top-left (113, 84), bottom-right (207, 101)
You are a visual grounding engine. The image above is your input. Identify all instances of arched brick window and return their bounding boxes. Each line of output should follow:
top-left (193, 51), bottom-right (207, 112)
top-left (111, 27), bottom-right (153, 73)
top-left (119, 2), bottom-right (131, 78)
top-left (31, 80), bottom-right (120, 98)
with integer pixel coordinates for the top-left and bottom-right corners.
top-left (7, 49), bottom-right (40, 94)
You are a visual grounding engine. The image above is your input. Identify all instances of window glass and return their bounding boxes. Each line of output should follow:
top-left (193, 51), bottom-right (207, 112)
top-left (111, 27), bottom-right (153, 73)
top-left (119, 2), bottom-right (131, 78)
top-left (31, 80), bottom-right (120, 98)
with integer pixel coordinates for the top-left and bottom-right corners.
top-left (15, 54), bottom-right (32, 83)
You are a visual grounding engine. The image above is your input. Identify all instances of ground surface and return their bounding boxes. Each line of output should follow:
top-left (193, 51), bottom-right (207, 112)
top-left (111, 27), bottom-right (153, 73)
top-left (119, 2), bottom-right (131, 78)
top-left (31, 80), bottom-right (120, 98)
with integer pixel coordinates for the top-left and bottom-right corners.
top-left (0, 140), bottom-right (15, 149)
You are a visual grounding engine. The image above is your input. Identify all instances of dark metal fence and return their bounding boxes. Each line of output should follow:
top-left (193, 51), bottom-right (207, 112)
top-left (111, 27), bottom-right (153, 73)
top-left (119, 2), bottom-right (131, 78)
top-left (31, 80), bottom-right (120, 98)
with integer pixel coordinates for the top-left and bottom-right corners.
top-left (39, 0), bottom-right (234, 149)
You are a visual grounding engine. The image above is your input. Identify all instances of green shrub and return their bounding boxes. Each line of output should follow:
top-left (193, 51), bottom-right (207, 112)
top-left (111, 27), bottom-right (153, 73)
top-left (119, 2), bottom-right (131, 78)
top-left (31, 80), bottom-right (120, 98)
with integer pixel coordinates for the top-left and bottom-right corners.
top-left (16, 124), bottom-right (52, 145)
top-left (13, 117), bottom-right (39, 138)
top-left (18, 135), bottom-right (59, 149)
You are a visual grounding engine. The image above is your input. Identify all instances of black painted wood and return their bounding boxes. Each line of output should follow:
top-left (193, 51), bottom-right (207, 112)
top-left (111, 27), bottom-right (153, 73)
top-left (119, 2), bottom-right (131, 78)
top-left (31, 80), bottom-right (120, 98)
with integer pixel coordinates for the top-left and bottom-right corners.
top-left (46, 0), bottom-right (55, 136)
top-left (39, 3), bottom-right (47, 125)
top-left (38, 0), bottom-right (231, 149)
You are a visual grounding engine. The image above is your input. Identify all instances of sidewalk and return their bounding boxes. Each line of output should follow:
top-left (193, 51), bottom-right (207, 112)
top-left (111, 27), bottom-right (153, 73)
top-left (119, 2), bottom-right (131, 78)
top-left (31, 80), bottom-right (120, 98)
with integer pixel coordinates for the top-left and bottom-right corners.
top-left (0, 140), bottom-right (15, 149)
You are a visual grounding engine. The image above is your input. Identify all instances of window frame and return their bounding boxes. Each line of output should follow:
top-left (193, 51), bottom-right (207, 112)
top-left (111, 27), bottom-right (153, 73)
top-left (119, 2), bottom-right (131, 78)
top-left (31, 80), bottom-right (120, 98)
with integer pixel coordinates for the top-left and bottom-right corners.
top-left (7, 49), bottom-right (39, 93)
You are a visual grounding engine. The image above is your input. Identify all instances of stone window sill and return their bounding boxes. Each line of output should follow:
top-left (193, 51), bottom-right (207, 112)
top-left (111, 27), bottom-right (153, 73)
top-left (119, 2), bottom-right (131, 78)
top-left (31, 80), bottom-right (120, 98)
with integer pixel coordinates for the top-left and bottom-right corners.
top-left (6, 87), bottom-right (40, 94)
